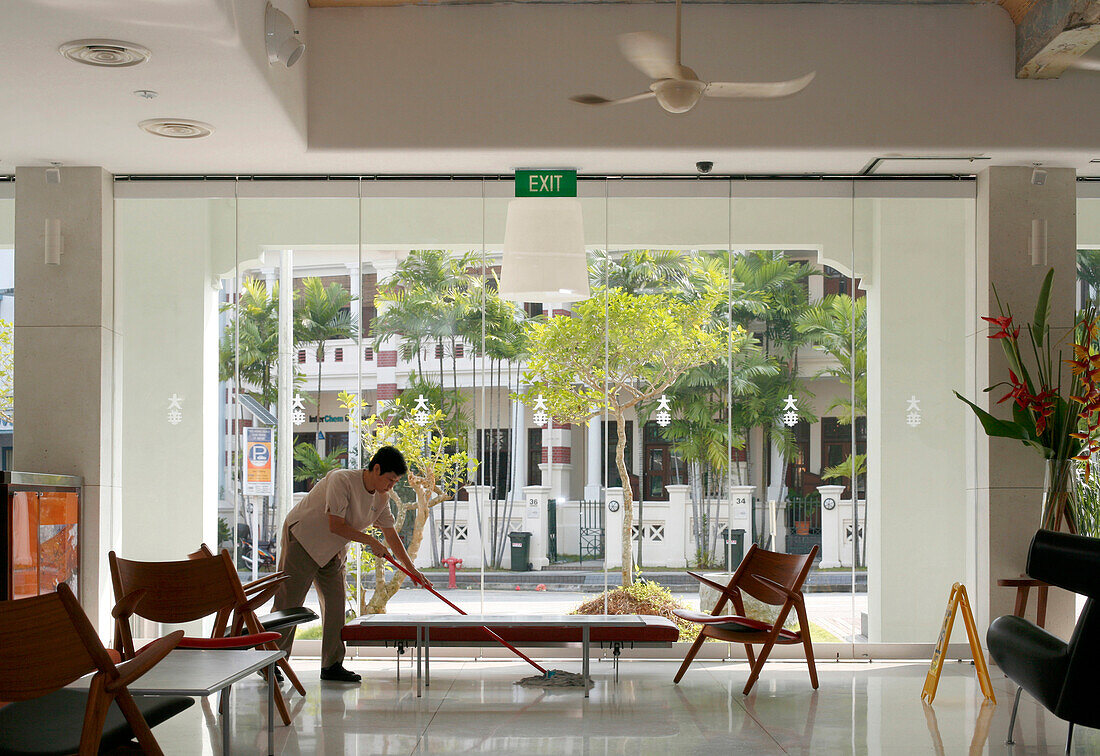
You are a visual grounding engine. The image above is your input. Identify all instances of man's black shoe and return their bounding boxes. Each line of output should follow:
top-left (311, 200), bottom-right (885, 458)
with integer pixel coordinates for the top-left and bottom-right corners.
top-left (320, 664), bottom-right (361, 683)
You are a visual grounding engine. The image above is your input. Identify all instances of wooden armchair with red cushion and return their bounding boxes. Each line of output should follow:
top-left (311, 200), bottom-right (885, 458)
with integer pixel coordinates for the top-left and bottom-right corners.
top-left (0, 583), bottom-right (192, 755)
top-left (108, 549), bottom-right (294, 726)
top-left (673, 544), bottom-right (819, 694)
top-left (189, 542), bottom-right (317, 697)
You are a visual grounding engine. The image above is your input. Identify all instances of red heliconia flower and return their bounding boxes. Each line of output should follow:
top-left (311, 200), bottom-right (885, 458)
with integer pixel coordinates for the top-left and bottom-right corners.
top-left (982, 315), bottom-right (1019, 340)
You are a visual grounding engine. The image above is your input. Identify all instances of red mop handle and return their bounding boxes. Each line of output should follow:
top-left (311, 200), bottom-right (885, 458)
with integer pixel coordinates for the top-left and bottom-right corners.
top-left (382, 553), bottom-right (548, 675)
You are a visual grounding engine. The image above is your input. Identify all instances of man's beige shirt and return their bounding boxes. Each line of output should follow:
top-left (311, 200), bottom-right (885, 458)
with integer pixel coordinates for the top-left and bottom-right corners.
top-left (285, 468), bottom-right (396, 566)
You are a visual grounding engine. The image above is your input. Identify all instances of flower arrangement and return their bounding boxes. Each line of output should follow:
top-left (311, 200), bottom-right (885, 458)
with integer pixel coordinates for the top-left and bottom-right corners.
top-left (955, 269), bottom-right (1100, 530)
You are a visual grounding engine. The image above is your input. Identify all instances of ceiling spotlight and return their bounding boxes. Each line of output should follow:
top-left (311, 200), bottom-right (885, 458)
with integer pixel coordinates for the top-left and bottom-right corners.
top-left (139, 119), bottom-right (214, 139)
top-left (266, 3), bottom-right (305, 68)
top-left (59, 39), bottom-right (150, 67)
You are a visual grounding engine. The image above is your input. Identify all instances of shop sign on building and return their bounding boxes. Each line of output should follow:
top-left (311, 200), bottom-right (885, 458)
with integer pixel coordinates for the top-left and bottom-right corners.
top-left (244, 427), bottom-right (275, 496)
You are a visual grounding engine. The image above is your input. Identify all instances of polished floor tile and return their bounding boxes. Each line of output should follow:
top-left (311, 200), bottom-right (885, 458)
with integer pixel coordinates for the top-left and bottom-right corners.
top-left (148, 658), bottom-right (1100, 754)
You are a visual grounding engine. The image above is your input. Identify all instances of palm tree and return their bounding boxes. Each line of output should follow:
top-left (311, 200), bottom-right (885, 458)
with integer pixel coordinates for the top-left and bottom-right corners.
top-left (219, 277), bottom-right (283, 407)
top-left (293, 442), bottom-right (348, 488)
top-left (296, 277), bottom-right (357, 442)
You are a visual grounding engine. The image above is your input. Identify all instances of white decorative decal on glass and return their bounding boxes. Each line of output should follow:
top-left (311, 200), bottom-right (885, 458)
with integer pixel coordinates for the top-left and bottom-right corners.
top-left (781, 394), bottom-right (799, 427)
top-left (292, 394), bottom-right (306, 426)
top-left (906, 395), bottom-right (922, 427)
top-left (532, 394), bottom-right (550, 427)
top-left (655, 394), bottom-right (672, 427)
top-left (413, 394), bottom-right (431, 426)
top-left (167, 394), bottom-right (183, 425)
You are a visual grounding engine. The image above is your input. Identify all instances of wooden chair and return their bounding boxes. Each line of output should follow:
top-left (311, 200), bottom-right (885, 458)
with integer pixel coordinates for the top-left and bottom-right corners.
top-left (108, 549), bottom-right (295, 726)
top-left (189, 543), bottom-right (318, 697)
top-left (673, 544), bottom-right (819, 694)
top-left (0, 583), bottom-right (191, 755)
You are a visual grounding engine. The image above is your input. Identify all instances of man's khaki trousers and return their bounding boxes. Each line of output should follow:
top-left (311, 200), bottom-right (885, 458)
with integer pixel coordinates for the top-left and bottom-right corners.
top-left (274, 525), bottom-right (348, 669)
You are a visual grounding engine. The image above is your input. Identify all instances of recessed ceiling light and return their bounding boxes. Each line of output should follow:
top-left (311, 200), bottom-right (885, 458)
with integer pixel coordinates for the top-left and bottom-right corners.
top-left (139, 119), bottom-right (214, 139)
top-left (59, 39), bottom-right (151, 67)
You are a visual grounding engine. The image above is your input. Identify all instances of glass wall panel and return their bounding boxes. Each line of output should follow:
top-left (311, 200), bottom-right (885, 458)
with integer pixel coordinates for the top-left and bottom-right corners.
top-left (0, 190), bottom-right (13, 467)
top-left (115, 190), bottom-right (237, 561)
top-left (233, 185), bottom-right (360, 585)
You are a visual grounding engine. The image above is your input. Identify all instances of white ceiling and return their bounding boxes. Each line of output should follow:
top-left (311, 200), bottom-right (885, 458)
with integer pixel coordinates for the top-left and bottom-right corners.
top-left (4, 0), bottom-right (1100, 177)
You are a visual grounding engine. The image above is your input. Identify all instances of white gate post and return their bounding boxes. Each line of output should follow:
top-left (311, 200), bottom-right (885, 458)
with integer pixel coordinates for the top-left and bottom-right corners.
top-left (816, 485), bottom-right (846, 568)
top-left (520, 485), bottom-right (550, 570)
top-left (664, 484), bottom-right (690, 568)
top-left (603, 486), bottom-right (624, 570)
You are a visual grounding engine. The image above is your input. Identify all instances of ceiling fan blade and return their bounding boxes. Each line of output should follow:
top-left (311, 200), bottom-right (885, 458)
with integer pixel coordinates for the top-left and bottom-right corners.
top-left (704, 71), bottom-right (816, 99)
top-left (617, 32), bottom-right (680, 80)
top-left (570, 91), bottom-right (657, 106)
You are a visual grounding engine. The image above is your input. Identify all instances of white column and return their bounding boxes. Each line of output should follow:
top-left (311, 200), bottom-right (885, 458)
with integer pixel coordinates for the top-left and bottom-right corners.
top-left (520, 484), bottom-right (550, 570)
top-left (604, 486), bottom-right (624, 570)
top-left (509, 397), bottom-right (527, 499)
top-left (584, 416), bottom-right (602, 501)
top-left (664, 484), bottom-right (690, 568)
top-left (346, 263), bottom-right (362, 468)
top-left (816, 485), bottom-right (846, 568)
top-left (15, 166), bottom-right (118, 632)
top-left (277, 250), bottom-right (294, 530)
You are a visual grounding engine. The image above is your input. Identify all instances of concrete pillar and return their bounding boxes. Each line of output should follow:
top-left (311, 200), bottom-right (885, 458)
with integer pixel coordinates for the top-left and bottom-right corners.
top-left (584, 416), bottom-right (602, 501)
top-left (817, 484), bottom-right (846, 568)
top-left (462, 484), bottom-right (490, 569)
top-left (664, 484), bottom-right (690, 568)
top-left (15, 166), bottom-right (117, 631)
top-left (519, 484), bottom-right (550, 570)
top-left (509, 396), bottom-right (527, 499)
top-left (604, 486), bottom-right (624, 570)
top-left (972, 166), bottom-right (1078, 638)
top-left (539, 420), bottom-right (572, 502)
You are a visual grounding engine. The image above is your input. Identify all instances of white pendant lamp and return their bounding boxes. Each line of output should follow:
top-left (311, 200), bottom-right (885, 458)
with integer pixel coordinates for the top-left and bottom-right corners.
top-left (499, 198), bottom-right (590, 303)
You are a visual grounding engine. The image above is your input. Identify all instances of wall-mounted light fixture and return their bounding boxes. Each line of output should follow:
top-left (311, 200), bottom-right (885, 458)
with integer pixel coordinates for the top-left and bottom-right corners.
top-left (44, 219), bottom-right (63, 266)
top-left (499, 198), bottom-right (589, 303)
top-left (1030, 218), bottom-right (1048, 267)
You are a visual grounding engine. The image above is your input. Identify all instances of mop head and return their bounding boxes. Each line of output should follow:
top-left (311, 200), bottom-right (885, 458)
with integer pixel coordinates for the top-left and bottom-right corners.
top-left (514, 670), bottom-right (592, 689)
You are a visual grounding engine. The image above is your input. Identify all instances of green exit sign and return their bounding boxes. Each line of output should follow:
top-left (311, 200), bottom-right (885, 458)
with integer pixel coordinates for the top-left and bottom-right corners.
top-left (515, 169), bottom-right (577, 198)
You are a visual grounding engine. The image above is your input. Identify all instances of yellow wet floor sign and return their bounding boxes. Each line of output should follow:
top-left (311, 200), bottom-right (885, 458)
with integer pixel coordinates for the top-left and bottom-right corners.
top-left (921, 583), bottom-right (996, 705)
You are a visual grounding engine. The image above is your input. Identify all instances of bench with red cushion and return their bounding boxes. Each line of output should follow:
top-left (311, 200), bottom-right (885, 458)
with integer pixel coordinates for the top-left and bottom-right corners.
top-left (342, 613), bottom-right (678, 646)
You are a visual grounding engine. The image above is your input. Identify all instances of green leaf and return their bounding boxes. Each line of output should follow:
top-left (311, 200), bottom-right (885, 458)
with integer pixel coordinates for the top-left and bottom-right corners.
top-left (954, 391), bottom-right (1032, 442)
top-left (1033, 267), bottom-right (1054, 349)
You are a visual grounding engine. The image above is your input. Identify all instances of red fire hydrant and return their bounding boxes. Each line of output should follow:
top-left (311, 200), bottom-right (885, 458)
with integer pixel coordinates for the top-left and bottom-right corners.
top-left (442, 557), bottom-right (463, 589)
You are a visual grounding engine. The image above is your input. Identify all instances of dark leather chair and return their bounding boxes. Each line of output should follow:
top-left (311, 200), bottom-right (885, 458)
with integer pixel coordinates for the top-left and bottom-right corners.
top-left (987, 529), bottom-right (1100, 752)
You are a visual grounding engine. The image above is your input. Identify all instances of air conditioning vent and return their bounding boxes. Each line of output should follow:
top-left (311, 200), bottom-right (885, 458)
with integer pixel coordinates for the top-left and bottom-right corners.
top-left (139, 119), bottom-right (214, 139)
top-left (59, 39), bottom-right (150, 67)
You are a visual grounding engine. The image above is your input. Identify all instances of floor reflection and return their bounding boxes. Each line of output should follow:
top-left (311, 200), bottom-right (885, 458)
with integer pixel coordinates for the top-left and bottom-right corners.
top-left (147, 658), bottom-right (1100, 755)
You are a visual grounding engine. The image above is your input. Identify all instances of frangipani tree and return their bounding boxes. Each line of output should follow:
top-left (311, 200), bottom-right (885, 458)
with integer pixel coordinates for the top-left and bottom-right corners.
top-left (339, 392), bottom-right (475, 614)
top-left (518, 287), bottom-right (732, 585)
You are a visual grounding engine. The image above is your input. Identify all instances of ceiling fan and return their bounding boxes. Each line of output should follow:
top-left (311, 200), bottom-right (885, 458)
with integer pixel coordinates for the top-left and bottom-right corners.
top-left (571, 0), bottom-right (815, 115)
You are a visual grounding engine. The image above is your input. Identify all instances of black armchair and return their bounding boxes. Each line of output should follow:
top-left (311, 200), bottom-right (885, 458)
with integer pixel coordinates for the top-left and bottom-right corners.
top-left (987, 529), bottom-right (1100, 752)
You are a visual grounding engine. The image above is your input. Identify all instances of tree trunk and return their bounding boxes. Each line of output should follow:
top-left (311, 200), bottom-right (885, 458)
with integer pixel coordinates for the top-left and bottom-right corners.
top-left (688, 460), bottom-right (702, 566)
top-left (615, 409), bottom-right (633, 585)
top-left (363, 479), bottom-right (434, 614)
top-left (315, 341), bottom-right (325, 445)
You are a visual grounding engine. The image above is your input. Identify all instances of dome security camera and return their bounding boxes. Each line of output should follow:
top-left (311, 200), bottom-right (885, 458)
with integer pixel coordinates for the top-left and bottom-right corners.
top-left (696, 161), bottom-right (714, 174)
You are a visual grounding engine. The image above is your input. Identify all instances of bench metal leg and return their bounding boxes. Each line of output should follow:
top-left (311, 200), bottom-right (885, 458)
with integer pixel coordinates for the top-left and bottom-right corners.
top-left (425, 627), bottom-right (430, 688)
top-left (582, 626), bottom-right (590, 699)
top-left (1006, 686), bottom-right (1023, 745)
top-left (1066, 722), bottom-right (1074, 755)
top-left (267, 661), bottom-right (275, 756)
top-left (222, 684), bottom-right (231, 755)
top-left (416, 625), bottom-right (422, 698)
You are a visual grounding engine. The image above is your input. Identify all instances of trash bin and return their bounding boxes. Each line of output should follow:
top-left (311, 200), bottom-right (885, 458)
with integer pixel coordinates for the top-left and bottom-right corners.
top-left (724, 528), bottom-right (745, 571)
top-left (509, 531), bottom-right (532, 571)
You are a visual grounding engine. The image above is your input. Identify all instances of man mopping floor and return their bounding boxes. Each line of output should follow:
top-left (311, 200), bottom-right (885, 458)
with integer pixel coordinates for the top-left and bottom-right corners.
top-left (273, 445), bottom-right (431, 682)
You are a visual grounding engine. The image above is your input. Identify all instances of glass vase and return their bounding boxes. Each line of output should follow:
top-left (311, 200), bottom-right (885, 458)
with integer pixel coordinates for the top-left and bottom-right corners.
top-left (1041, 457), bottom-right (1074, 532)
